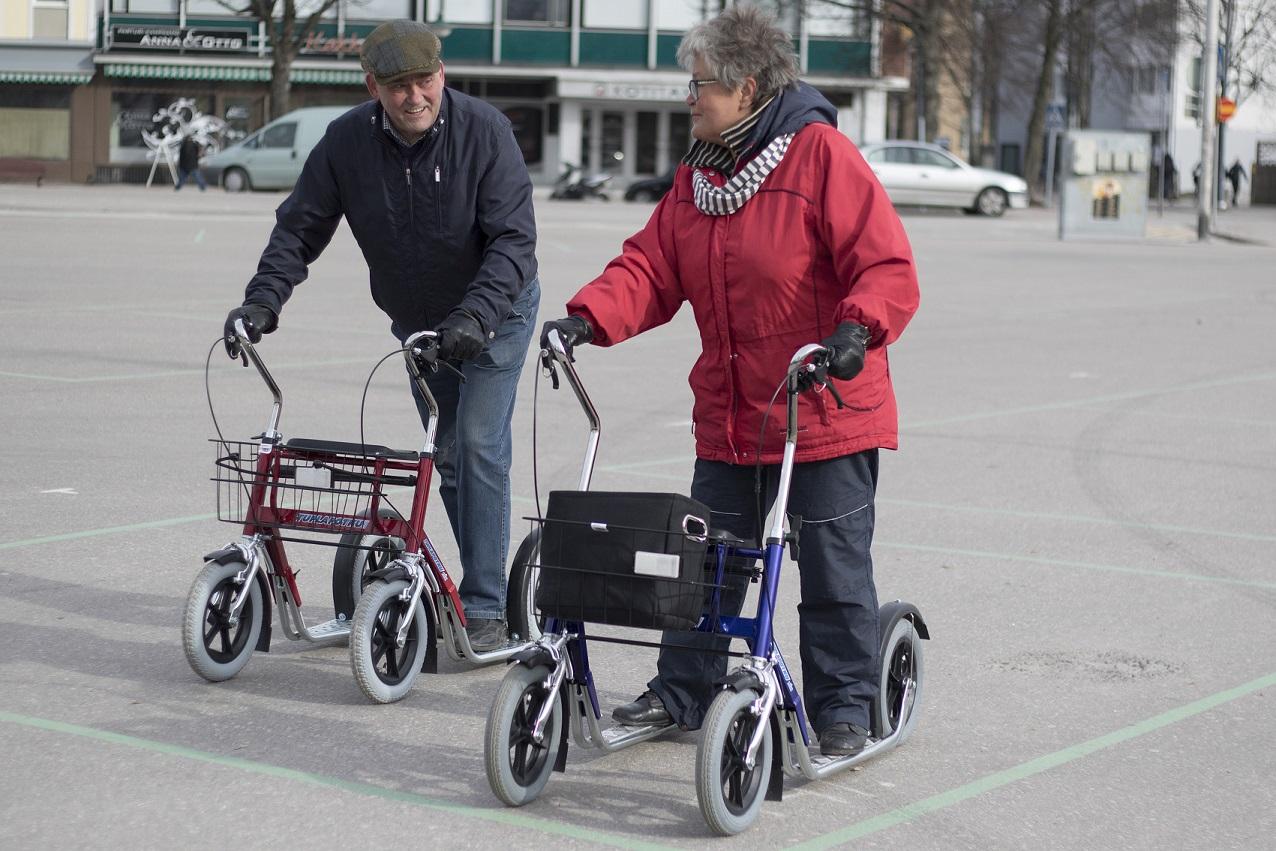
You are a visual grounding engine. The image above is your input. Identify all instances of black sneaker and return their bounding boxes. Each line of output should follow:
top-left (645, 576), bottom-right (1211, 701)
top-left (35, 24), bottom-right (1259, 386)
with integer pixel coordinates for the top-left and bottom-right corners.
top-left (612, 690), bottom-right (672, 726)
top-left (466, 617), bottom-right (507, 653)
top-left (819, 722), bottom-right (868, 757)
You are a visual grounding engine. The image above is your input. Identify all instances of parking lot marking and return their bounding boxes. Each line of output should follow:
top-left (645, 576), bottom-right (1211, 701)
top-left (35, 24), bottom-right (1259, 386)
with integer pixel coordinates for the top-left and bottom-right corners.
top-left (0, 357), bottom-right (372, 384)
top-left (874, 539), bottom-right (1276, 591)
top-left (0, 710), bottom-right (673, 851)
top-left (603, 460), bottom-right (1275, 544)
top-left (0, 514), bottom-right (217, 552)
top-left (787, 671), bottom-right (1276, 849)
top-left (903, 370), bottom-right (1276, 430)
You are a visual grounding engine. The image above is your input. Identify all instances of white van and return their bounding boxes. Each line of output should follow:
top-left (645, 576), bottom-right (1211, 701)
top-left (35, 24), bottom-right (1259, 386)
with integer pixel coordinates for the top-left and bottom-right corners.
top-left (204, 105), bottom-right (356, 192)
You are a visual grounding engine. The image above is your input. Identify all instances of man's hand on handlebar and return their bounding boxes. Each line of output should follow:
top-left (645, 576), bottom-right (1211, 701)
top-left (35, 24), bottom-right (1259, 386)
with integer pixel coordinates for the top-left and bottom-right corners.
top-left (434, 310), bottom-right (486, 362)
top-left (223, 303), bottom-right (278, 361)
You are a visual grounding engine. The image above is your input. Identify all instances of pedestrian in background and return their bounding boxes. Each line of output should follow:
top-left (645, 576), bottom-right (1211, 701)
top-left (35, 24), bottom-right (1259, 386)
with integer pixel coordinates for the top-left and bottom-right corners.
top-left (174, 135), bottom-right (207, 191)
top-left (1226, 159), bottom-right (1247, 207)
top-left (540, 4), bottom-right (918, 757)
top-left (221, 20), bottom-right (539, 652)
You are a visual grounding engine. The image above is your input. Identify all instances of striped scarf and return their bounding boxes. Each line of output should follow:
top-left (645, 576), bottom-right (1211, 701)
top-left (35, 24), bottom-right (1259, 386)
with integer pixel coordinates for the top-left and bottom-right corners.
top-left (691, 132), bottom-right (794, 216)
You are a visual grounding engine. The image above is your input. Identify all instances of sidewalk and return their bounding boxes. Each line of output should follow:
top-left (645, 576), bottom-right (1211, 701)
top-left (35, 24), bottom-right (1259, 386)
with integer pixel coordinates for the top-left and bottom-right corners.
top-left (1146, 199), bottom-right (1274, 245)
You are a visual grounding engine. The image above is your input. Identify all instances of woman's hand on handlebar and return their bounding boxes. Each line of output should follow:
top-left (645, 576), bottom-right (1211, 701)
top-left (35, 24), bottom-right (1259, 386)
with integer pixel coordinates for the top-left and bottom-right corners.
top-left (820, 322), bottom-right (871, 381)
top-left (539, 315), bottom-right (593, 360)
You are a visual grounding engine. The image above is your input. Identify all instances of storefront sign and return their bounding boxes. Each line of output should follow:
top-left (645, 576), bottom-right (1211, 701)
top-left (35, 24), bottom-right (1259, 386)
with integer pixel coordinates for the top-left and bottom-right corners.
top-left (559, 79), bottom-right (687, 103)
top-left (111, 25), bottom-right (250, 52)
top-left (300, 32), bottom-right (365, 56)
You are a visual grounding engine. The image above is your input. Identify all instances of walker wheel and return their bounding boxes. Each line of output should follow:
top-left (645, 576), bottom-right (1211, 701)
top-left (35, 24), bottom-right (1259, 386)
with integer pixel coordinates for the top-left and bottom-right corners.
top-left (695, 687), bottom-right (771, 835)
top-left (182, 560), bottom-right (263, 682)
top-left (484, 664), bottom-right (563, 806)
top-left (349, 578), bottom-right (430, 703)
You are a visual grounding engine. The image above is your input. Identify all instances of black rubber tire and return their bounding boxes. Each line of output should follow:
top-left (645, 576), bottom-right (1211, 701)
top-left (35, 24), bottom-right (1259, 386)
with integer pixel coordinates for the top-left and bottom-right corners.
top-left (350, 578), bottom-right (430, 704)
top-left (696, 687), bottom-right (772, 836)
top-left (332, 506), bottom-right (405, 621)
top-left (975, 187), bottom-right (1008, 216)
top-left (222, 167), bottom-right (250, 193)
top-left (504, 528), bottom-right (542, 643)
top-left (182, 560), bottom-right (263, 682)
top-left (484, 664), bottom-right (563, 806)
top-left (870, 607), bottom-right (925, 742)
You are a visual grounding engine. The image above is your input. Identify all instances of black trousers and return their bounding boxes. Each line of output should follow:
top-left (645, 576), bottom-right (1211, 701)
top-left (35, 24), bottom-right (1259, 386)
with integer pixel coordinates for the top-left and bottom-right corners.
top-left (647, 450), bottom-right (882, 734)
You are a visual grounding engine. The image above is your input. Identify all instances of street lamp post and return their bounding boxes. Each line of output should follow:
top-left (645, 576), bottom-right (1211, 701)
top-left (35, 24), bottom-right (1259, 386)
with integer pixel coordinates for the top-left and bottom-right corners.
top-left (1197, 0), bottom-right (1219, 240)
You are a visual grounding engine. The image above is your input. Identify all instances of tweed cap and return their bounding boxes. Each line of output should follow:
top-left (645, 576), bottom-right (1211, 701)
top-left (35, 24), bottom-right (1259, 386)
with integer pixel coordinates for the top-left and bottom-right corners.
top-left (360, 20), bottom-right (442, 84)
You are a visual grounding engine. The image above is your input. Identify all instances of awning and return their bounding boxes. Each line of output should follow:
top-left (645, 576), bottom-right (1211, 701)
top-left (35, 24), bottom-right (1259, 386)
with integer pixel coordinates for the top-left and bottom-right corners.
top-left (0, 44), bottom-right (95, 85)
top-left (99, 61), bottom-right (365, 85)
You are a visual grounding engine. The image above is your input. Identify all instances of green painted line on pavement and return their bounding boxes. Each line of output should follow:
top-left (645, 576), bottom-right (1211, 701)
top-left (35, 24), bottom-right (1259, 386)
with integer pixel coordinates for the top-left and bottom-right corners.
top-left (875, 539), bottom-right (1276, 591)
top-left (0, 514), bottom-right (217, 552)
top-left (0, 711), bottom-right (673, 851)
top-left (787, 671), bottom-right (1276, 848)
top-left (605, 462), bottom-right (1276, 545)
top-left (903, 370), bottom-right (1276, 430)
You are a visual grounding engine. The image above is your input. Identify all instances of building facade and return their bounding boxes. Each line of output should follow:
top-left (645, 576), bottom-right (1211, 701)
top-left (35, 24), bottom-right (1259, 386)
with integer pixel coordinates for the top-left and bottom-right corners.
top-left (0, 0), bottom-right (906, 186)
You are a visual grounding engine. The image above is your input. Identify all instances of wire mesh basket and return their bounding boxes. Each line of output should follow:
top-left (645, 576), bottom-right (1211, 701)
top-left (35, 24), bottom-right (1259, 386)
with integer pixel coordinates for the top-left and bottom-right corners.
top-left (532, 491), bottom-right (722, 631)
top-left (211, 438), bottom-right (418, 536)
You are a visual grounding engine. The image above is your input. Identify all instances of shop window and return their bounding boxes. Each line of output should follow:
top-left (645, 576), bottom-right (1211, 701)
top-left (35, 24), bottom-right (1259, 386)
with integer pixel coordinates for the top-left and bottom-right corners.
top-left (580, 109), bottom-right (592, 170)
top-left (502, 105), bottom-right (543, 165)
top-left (120, 0), bottom-right (179, 12)
top-left (0, 87), bottom-right (71, 160)
top-left (584, 0), bottom-right (646, 29)
top-left (346, 0), bottom-right (414, 20)
top-left (601, 111), bottom-right (625, 170)
top-left (666, 110), bottom-right (690, 159)
top-left (110, 92), bottom-right (214, 164)
top-left (33, 3), bottom-right (69, 40)
top-left (636, 112), bottom-right (658, 174)
top-left (655, 0), bottom-right (710, 30)
top-left (505, 0), bottom-right (569, 26)
top-left (432, 0), bottom-right (493, 24)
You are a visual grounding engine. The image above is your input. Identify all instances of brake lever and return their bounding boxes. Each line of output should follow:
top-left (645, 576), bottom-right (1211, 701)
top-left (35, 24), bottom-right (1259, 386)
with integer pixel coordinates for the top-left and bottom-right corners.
top-left (540, 348), bottom-right (560, 390)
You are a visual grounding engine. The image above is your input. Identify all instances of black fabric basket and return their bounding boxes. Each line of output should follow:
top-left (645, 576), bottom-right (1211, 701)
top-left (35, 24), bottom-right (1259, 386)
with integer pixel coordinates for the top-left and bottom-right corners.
top-left (535, 491), bottom-right (713, 630)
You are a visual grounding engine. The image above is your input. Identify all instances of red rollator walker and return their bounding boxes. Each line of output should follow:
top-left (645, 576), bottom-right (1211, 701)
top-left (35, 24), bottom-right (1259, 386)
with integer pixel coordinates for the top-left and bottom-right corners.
top-left (183, 322), bottom-right (541, 702)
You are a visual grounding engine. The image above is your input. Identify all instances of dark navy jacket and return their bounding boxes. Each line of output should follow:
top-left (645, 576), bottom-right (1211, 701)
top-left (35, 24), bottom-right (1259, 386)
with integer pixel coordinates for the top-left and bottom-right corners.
top-left (244, 90), bottom-right (537, 337)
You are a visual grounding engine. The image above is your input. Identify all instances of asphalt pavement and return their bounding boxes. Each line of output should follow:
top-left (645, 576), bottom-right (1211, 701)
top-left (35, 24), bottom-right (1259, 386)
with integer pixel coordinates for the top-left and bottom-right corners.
top-left (1, 184), bottom-right (1273, 849)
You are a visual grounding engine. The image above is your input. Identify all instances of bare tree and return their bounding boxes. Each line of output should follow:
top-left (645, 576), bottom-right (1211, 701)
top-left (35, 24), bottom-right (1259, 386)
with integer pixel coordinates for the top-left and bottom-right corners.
top-left (1182, 0), bottom-right (1276, 108)
top-left (215, 0), bottom-right (343, 120)
top-left (1022, 0), bottom-right (1063, 201)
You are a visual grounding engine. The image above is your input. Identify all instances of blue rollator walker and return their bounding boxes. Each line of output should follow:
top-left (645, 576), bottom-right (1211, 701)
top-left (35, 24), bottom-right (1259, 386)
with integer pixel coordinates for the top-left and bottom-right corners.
top-left (484, 330), bottom-right (930, 835)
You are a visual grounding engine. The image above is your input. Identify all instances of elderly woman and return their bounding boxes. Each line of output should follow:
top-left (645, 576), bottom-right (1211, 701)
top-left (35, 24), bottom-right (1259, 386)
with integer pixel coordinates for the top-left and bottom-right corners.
top-left (540, 4), bottom-right (919, 756)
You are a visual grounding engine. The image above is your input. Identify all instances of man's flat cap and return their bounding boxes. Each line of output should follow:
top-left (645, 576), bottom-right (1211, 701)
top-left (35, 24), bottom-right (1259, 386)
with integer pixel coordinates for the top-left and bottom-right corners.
top-left (360, 20), bottom-right (442, 84)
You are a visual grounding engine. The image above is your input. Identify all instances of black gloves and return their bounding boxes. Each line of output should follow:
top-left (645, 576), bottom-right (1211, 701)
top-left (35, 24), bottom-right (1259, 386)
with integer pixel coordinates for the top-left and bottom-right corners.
top-left (434, 310), bottom-right (487, 362)
top-left (223, 303), bottom-right (277, 358)
top-left (821, 322), bottom-right (871, 381)
top-left (539, 315), bottom-right (593, 356)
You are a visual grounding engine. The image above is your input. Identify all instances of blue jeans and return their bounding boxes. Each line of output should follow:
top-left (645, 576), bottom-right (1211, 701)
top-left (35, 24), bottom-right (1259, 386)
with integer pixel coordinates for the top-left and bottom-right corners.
top-left (648, 451), bottom-right (881, 733)
top-left (175, 167), bottom-right (207, 190)
top-left (406, 280), bottom-right (539, 620)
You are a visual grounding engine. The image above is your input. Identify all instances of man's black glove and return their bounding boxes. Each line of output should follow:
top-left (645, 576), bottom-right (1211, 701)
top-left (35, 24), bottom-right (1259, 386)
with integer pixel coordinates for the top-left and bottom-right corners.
top-left (539, 315), bottom-right (593, 357)
top-left (223, 303), bottom-right (277, 359)
top-left (434, 310), bottom-right (486, 362)
top-left (821, 322), bottom-right (871, 381)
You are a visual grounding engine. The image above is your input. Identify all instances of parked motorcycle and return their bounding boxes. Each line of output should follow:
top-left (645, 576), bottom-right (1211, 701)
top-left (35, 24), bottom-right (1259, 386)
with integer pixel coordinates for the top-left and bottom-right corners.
top-left (550, 162), bottom-right (613, 201)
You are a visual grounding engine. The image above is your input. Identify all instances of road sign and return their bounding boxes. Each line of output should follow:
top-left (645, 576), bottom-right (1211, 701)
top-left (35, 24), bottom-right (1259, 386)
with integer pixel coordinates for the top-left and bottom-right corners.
top-left (1045, 102), bottom-right (1066, 131)
top-left (1217, 96), bottom-right (1236, 122)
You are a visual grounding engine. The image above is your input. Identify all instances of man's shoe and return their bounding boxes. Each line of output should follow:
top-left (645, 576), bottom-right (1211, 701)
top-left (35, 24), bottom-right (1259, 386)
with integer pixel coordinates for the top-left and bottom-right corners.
top-left (819, 722), bottom-right (868, 757)
top-left (612, 690), bottom-right (672, 726)
top-left (466, 618), bottom-right (507, 653)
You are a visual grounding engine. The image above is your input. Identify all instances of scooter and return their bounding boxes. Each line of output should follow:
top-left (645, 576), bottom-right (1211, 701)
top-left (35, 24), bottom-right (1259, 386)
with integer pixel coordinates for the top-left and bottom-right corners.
top-left (549, 162), bottom-right (612, 201)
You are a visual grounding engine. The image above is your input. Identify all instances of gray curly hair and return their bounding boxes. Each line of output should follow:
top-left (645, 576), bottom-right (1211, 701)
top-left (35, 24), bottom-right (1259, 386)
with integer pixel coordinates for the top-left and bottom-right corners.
top-left (676, 3), bottom-right (799, 107)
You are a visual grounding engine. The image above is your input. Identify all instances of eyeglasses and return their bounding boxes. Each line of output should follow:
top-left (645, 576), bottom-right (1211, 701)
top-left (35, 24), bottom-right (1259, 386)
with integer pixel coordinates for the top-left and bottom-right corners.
top-left (687, 79), bottom-right (720, 101)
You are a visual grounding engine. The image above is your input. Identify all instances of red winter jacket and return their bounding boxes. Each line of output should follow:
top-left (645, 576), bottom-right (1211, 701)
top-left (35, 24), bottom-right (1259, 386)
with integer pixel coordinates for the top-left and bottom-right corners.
top-left (567, 123), bottom-right (919, 465)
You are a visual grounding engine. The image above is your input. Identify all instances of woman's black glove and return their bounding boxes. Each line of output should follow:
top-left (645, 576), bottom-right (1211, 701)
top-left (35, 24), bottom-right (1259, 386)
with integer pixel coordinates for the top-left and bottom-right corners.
top-left (821, 322), bottom-right (871, 381)
top-left (539, 315), bottom-right (593, 356)
top-left (434, 310), bottom-right (486, 362)
top-left (223, 303), bottom-right (277, 358)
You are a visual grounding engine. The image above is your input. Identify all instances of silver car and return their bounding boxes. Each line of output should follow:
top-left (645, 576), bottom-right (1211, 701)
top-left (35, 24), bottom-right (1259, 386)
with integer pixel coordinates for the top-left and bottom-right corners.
top-left (859, 141), bottom-right (1029, 216)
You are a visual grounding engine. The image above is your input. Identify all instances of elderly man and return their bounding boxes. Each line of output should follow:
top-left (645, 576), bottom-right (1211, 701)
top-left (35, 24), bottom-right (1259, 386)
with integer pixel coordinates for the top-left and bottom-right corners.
top-left (223, 20), bottom-right (540, 651)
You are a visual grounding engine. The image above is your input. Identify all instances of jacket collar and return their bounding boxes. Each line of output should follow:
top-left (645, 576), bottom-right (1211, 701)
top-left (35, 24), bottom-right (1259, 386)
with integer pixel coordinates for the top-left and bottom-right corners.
top-left (682, 81), bottom-right (837, 175)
